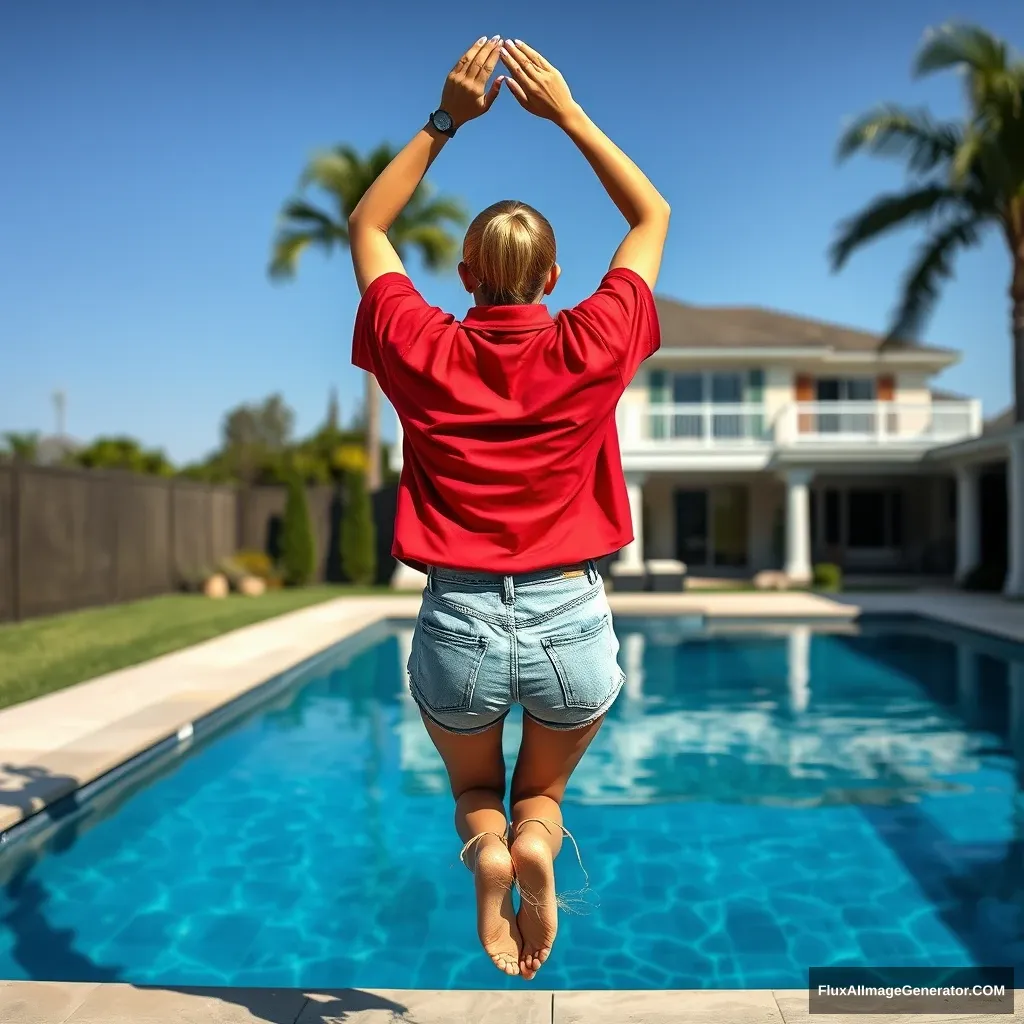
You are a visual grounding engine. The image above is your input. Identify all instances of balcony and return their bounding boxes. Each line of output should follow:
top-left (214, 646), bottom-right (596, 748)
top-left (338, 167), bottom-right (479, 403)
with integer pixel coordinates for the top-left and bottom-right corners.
top-left (780, 401), bottom-right (982, 446)
top-left (618, 400), bottom-right (981, 452)
top-left (619, 404), bottom-right (772, 447)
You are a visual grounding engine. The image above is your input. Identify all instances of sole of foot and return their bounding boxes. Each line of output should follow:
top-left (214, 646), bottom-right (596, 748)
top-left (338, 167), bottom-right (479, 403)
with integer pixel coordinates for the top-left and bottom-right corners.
top-left (473, 838), bottom-right (521, 976)
top-left (510, 831), bottom-right (557, 981)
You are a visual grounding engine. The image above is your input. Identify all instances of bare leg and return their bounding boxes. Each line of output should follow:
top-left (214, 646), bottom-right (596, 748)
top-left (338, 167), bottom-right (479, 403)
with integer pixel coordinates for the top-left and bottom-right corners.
top-left (420, 713), bottom-right (521, 976)
top-left (509, 714), bottom-right (605, 980)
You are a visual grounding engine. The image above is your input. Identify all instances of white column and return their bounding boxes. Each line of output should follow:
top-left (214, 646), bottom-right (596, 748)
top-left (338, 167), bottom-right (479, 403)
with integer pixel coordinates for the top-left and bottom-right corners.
top-left (783, 469), bottom-right (813, 583)
top-left (623, 632), bottom-right (645, 701)
top-left (1005, 434), bottom-right (1024, 597)
top-left (618, 473), bottom-right (646, 570)
top-left (787, 625), bottom-right (811, 713)
top-left (955, 463), bottom-right (981, 584)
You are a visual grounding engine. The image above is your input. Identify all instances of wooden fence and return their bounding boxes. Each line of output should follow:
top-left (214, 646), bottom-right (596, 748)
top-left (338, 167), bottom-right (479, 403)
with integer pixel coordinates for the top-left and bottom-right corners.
top-left (0, 464), bottom-right (397, 623)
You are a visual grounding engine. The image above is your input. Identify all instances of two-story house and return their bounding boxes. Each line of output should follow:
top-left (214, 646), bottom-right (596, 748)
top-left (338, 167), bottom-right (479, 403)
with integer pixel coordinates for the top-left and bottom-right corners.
top-left (609, 293), bottom-right (981, 585)
top-left (388, 289), bottom-right (1024, 592)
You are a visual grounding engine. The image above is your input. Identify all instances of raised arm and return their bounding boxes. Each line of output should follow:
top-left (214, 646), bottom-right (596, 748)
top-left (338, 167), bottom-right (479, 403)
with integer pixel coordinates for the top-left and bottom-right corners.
top-left (348, 36), bottom-right (504, 295)
top-left (499, 41), bottom-right (670, 288)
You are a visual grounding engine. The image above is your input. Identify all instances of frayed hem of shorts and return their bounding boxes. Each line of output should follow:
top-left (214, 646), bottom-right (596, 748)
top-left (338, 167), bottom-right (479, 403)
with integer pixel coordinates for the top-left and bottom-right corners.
top-left (524, 670), bottom-right (625, 732)
top-left (408, 678), bottom-right (509, 736)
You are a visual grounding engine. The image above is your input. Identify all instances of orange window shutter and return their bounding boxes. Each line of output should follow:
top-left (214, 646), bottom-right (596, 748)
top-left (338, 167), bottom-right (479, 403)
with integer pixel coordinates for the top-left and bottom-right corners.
top-left (795, 374), bottom-right (815, 433)
top-left (878, 375), bottom-right (895, 401)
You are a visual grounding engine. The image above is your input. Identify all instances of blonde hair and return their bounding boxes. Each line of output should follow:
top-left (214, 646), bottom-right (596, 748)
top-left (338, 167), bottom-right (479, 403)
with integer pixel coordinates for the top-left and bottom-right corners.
top-left (463, 200), bottom-right (556, 305)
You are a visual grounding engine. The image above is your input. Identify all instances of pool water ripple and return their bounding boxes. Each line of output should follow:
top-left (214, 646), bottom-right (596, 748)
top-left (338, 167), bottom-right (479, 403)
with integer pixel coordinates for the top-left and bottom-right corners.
top-left (0, 618), bottom-right (1021, 988)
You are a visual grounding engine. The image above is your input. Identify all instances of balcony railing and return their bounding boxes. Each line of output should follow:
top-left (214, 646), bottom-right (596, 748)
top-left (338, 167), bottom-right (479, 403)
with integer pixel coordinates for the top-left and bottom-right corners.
top-left (619, 404), bottom-right (772, 446)
top-left (618, 400), bottom-right (981, 449)
top-left (782, 401), bottom-right (981, 445)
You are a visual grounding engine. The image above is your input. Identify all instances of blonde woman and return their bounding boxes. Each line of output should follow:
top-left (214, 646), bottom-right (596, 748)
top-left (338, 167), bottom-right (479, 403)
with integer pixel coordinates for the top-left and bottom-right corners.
top-left (349, 36), bottom-right (669, 980)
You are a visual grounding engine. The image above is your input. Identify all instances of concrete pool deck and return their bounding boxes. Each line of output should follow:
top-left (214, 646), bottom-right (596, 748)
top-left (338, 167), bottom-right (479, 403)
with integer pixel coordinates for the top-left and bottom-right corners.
top-left (1, 588), bottom-right (1023, 837)
top-left (1, 982), bottom-right (1019, 1022)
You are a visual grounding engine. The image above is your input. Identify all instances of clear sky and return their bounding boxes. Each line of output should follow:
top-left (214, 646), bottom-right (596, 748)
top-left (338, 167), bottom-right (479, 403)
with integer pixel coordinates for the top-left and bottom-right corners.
top-left (1, 0), bottom-right (1020, 463)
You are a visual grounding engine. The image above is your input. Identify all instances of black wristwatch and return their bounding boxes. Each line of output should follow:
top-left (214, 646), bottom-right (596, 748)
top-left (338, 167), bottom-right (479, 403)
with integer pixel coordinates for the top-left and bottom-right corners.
top-left (429, 109), bottom-right (457, 138)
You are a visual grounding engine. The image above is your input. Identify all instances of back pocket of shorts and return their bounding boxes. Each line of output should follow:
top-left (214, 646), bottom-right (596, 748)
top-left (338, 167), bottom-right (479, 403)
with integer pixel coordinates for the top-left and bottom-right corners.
top-left (542, 615), bottom-right (619, 710)
top-left (412, 618), bottom-right (489, 713)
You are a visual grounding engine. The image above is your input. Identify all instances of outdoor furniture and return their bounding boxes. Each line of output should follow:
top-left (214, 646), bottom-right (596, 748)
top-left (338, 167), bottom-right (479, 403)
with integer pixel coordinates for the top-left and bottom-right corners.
top-left (645, 559), bottom-right (687, 591)
top-left (609, 561), bottom-right (647, 592)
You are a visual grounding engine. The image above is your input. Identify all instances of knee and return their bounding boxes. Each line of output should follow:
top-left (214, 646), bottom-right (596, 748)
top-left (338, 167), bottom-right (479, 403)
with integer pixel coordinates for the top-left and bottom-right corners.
top-left (452, 779), bottom-right (506, 805)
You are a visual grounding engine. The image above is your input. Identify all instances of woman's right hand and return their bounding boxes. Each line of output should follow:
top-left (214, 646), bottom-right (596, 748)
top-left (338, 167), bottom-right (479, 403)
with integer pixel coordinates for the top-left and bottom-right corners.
top-left (499, 41), bottom-right (580, 127)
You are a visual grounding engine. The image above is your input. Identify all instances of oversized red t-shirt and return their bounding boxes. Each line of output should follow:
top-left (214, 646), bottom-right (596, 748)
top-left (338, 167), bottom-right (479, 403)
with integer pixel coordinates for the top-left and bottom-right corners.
top-left (352, 267), bottom-right (661, 573)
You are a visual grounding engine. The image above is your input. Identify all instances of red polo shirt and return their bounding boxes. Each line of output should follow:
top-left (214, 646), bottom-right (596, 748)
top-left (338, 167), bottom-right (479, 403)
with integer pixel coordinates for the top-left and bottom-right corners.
top-left (352, 267), bottom-right (660, 573)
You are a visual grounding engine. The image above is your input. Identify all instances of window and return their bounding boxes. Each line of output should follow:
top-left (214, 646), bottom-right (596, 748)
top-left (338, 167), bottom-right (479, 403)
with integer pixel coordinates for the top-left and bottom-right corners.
top-left (847, 489), bottom-right (903, 548)
top-left (649, 370), bottom-right (765, 440)
top-left (816, 379), bottom-right (876, 401)
top-left (815, 378), bottom-right (876, 433)
top-left (824, 489), bottom-right (841, 545)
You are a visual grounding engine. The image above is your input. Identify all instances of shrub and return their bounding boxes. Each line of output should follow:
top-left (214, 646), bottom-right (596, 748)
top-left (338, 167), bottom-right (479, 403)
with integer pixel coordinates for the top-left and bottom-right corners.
top-left (813, 563), bottom-right (842, 592)
top-left (280, 475), bottom-right (317, 586)
top-left (341, 469), bottom-right (376, 585)
top-left (233, 549), bottom-right (274, 580)
top-left (962, 563), bottom-right (1005, 592)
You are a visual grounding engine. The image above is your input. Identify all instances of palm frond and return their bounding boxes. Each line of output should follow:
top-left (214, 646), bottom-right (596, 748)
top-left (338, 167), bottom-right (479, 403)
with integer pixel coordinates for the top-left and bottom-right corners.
top-left (830, 185), bottom-right (967, 270)
top-left (885, 218), bottom-right (983, 343)
top-left (393, 224), bottom-right (461, 270)
top-left (915, 23), bottom-right (1008, 77)
top-left (837, 106), bottom-right (962, 174)
top-left (408, 195), bottom-right (468, 226)
top-left (268, 230), bottom-right (325, 279)
top-left (277, 198), bottom-right (341, 232)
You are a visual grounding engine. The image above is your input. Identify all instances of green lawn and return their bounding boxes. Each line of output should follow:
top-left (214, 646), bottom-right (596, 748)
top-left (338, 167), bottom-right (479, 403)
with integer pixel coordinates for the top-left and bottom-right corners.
top-left (0, 585), bottom-right (388, 710)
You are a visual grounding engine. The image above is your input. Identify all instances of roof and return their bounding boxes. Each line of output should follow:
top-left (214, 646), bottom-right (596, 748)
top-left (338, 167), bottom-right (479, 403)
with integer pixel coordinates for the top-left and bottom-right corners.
top-left (652, 294), bottom-right (954, 354)
top-left (984, 407), bottom-right (1014, 435)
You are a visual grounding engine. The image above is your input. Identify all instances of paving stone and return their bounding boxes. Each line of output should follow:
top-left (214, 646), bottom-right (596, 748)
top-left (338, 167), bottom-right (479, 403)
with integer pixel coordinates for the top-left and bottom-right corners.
top-left (63, 984), bottom-right (307, 1024)
top-left (297, 988), bottom-right (550, 1023)
top-left (553, 989), bottom-right (783, 1023)
top-left (0, 981), bottom-right (99, 1024)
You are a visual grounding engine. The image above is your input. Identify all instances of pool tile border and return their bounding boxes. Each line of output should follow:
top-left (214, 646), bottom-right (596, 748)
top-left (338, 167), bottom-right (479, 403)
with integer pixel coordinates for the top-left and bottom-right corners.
top-left (0, 983), bottom-right (1017, 1022)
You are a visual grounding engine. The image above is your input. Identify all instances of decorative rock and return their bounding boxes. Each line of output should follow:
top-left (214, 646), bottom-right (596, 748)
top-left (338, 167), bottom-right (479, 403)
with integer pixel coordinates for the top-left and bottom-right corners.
top-left (239, 575), bottom-right (266, 597)
top-left (753, 569), bottom-right (789, 591)
top-left (203, 573), bottom-right (229, 599)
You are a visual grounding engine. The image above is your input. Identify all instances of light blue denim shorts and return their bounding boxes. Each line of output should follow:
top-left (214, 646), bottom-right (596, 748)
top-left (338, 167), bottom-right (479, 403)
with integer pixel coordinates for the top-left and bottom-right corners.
top-left (408, 560), bottom-right (625, 735)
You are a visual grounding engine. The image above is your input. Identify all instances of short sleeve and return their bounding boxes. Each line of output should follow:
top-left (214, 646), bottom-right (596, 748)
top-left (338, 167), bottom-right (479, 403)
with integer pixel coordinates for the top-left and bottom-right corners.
top-left (352, 273), bottom-right (448, 395)
top-left (565, 267), bottom-right (661, 385)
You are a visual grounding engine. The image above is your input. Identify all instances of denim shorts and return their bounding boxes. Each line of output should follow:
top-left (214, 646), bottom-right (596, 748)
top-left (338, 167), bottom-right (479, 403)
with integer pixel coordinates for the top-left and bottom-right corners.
top-left (408, 560), bottom-right (625, 735)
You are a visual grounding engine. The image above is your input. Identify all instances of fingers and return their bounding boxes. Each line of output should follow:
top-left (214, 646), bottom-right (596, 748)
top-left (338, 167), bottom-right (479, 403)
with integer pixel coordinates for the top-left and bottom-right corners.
top-left (503, 75), bottom-right (530, 107)
top-left (456, 36), bottom-right (491, 73)
top-left (470, 36), bottom-right (502, 81)
top-left (509, 39), bottom-right (552, 71)
top-left (500, 43), bottom-right (535, 85)
top-left (483, 76), bottom-right (503, 111)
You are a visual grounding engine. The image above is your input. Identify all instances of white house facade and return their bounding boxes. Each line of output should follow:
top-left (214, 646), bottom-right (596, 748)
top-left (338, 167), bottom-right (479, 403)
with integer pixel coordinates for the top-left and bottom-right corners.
top-left (390, 292), bottom-right (1024, 596)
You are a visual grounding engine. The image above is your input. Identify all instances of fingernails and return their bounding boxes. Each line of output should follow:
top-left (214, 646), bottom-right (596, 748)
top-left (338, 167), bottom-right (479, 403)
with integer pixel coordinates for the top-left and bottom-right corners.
top-left (490, 34), bottom-right (501, 42)
top-left (506, 39), bottom-right (518, 48)
top-left (514, 39), bottom-right (524, 46)
top-left (477, 36), bottom-right (487, 44)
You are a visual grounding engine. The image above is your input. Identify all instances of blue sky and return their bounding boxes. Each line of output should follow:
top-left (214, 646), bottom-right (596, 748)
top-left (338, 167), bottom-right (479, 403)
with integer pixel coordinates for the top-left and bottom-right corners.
top-left (1, 0), bottom-right (1020, 463)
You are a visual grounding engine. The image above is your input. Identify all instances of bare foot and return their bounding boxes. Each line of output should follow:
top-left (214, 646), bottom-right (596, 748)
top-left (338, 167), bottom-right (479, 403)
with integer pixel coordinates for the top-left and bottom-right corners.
top-left (471, 836), bottom-right (521, 976)
top-left (510, 830), bottom-right (557, 980)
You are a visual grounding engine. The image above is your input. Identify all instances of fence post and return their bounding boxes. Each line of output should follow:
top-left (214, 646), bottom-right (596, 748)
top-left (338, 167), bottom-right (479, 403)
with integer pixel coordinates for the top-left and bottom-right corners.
top-left (109, 474), bottom-right (120, 604)
top-left (167, 479), bottom-right (176, 589)
top-left (10, 463), bottom-right (21, 622)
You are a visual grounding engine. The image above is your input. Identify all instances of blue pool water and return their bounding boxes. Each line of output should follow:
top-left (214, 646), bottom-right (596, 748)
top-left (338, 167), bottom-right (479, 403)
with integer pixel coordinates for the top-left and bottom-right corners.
top-left (1, 615), bottom-right (1023, 989)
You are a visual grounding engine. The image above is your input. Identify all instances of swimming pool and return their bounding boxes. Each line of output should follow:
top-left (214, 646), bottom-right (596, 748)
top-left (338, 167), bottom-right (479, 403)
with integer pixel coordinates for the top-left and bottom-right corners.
top-left (0, 614), bottom-right (1021, 989)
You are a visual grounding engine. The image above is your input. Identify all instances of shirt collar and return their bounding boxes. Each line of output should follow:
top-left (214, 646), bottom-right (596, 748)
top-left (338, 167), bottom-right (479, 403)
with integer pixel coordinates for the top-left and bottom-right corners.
top-left (462, 304), bottom-right (554, 331)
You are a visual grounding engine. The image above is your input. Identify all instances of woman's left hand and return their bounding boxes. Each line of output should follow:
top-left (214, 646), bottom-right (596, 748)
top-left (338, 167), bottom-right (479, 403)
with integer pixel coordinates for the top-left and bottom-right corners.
top-left (438, 36), bottom-right (504, 129)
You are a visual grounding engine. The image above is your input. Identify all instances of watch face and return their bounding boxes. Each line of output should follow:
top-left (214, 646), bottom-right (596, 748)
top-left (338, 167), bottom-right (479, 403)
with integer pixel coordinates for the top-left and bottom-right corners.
top-left (433, 110), bottom-right (453, 133)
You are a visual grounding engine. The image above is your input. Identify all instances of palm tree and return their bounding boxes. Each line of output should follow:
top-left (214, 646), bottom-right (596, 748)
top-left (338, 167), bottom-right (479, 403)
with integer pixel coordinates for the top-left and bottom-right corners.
top-left (269, 144), bottom-right (467, 489)
top-left (831, 23), bottom-right (1024, 420)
